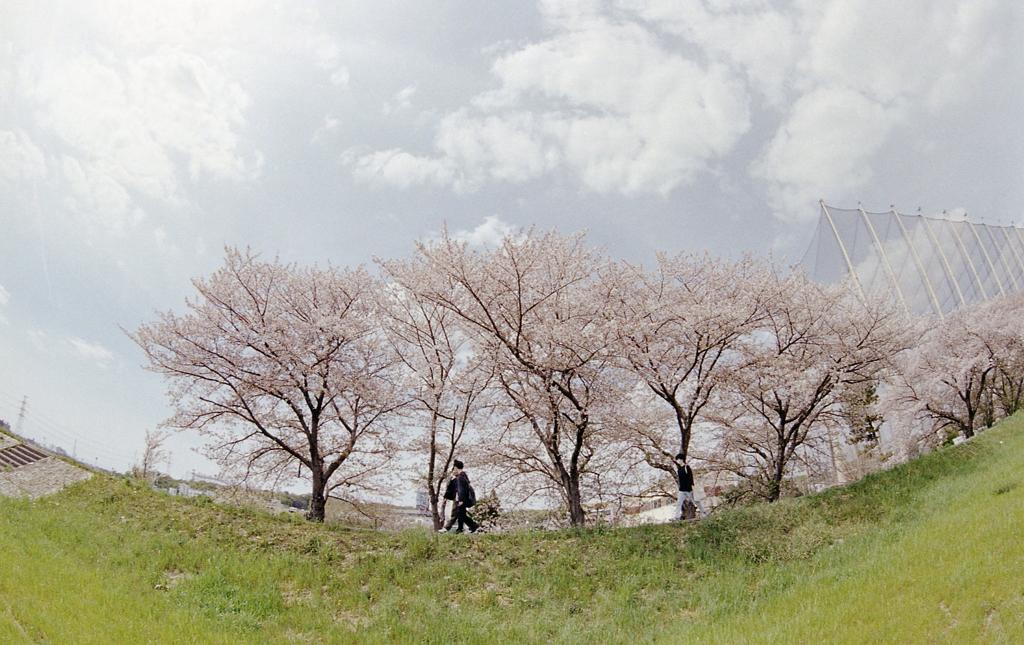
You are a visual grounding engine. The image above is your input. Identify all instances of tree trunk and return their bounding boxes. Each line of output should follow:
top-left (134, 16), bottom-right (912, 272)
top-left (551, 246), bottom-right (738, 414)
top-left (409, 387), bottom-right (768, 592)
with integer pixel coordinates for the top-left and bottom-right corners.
top-left (427, 415), bottom-right (442, 530)
top-left (431, 498), bottom-right (443, 531)
top-left (962, 386), bottom-right (977, 438)
top-left (308, 469), bottom-right (328, 522)
top-left (673, 399), bottom-right (691, 463)
top-left (566, 475), bottom-right (585, 526)
top-left (767, 436), bottom-right (787, 502)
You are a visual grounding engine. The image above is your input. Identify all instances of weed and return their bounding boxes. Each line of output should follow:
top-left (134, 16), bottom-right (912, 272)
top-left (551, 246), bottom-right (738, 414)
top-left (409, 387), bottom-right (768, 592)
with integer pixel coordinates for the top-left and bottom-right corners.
top-left (994, 482), bottom-right (1018, 495)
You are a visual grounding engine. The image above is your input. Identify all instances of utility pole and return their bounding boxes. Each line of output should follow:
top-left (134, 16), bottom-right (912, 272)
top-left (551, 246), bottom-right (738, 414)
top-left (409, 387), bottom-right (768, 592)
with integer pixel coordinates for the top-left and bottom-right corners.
top-left (15, 396), bottom-right (27, 437)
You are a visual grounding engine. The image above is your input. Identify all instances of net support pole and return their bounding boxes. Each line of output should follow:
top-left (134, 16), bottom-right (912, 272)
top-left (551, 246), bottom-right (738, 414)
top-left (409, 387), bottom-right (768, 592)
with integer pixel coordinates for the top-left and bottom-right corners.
top-left (965, 215), bottom-right (1006, 297)
top-left (859, 204), bottom-right (911, 316)
top-left (887, 206), bottom-right (943, 318)
top-left (946, 215), bottom-right (989, 301)
top-left (984, 223), bottom-right (1021, 292)
top-left (998, 225), bottom-right (1024, 289)
top-left (919, 213), bottom-right (966, 310)
top-left (1010, 226), bottom-right (1024, 282)
top-left (821, 201), bottom-right (867, 302)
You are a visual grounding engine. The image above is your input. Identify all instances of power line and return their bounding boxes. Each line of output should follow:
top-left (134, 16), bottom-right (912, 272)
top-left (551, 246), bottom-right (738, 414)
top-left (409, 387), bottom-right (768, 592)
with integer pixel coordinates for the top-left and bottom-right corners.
top-left (0, 389), bottom-right (137, 471)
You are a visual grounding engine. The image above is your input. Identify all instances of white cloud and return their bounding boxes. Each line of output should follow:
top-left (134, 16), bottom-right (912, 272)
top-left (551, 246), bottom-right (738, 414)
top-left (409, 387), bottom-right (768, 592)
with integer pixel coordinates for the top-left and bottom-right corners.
top-left (757, 0), bottom-right (1006, 221)
top-left (27, 329), bottom-right (114, 369)
top-left (801, 0), bottom-right (1001, 108)
top-left (351, 149), bottom-right (457, 190)
top-left (434, 111), bottom-right (556, 188)
top-left (60, 155), bottom-right (143, 236)
top-left (616, 0), bottom-right (800, 105)
top-left (312, 115), bottom-right (341, 143)
top-left (452, 216), bottom-right (516, 247)
top-left (330, 68), bottom-right (351, 87)
top-left (32, 47), bottom-right (255, 204)
top-left (383, 85), bottom-right (418, 116)
top-left (67, 336), bottom-right (115, 367)
top-left (621, 0), bottom-right (1008, 221)
top-left (486, 19), bottom-right (752, 193)
top-left (4, 0), bottom-right (345, 235)
top-left (129, 47), bottom-right (255, 182)
top-left (13, 16), bottom-right (257, 237)
top-left (350, 0), bottom-right (1008, 220)
top-left (310, 34), bottom-right (350, 88)
top-left (0, 130), bottom-right (47, 181)
top-left (353, 6), bottom-right (750, 196)
top-left (395, 85), bottom-right (417, 107)
top-left (354, 111), bottom-right (562, 193)
top-left (752, 87), bottom-right (901, 222)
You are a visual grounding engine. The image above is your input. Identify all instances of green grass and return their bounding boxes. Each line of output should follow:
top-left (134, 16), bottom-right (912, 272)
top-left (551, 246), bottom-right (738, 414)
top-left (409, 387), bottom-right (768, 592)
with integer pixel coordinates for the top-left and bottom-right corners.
top-left (1, 416), bottom-right (1023, 643)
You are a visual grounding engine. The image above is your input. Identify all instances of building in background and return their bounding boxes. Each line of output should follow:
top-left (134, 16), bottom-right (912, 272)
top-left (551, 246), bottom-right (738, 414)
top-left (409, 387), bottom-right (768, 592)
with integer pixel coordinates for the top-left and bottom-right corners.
top-left (802, 202), bottom-right (1024, 317)
top-left (415, 491), bottom-right (429, 515)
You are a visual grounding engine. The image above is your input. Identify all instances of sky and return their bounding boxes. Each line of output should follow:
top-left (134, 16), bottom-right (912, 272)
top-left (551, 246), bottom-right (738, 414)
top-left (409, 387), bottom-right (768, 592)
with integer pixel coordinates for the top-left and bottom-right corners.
top-left (1, 0), bottom-right (1022, 486)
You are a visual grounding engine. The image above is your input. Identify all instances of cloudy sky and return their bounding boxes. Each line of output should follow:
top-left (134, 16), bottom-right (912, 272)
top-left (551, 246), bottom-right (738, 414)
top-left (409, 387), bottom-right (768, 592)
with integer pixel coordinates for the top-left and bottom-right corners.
top-left (1, 0), bottom-right (1021, 481)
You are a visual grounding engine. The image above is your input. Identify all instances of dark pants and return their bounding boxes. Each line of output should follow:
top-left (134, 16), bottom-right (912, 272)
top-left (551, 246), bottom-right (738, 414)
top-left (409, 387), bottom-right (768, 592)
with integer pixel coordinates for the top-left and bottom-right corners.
top-left (454, 504), bottom-right (478, 533)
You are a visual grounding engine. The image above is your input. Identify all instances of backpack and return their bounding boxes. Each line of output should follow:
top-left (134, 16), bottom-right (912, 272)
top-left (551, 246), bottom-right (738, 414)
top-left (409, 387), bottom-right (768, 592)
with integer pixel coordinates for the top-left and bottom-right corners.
top-left (464, 480), bottom-right (477, 508)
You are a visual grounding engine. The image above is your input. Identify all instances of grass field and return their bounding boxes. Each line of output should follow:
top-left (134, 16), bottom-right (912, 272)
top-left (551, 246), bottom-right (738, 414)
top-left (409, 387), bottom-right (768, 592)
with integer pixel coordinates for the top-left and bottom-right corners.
top-left (1, 416), bottom-right (1023, 644)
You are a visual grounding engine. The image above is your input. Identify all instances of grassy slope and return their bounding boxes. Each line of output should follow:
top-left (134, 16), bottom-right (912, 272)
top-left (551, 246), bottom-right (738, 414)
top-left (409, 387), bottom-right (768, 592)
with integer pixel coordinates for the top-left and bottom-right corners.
top-left (691, 421), bottom-right (1024, 644)
top-left (0, 416), bottom-right (1022, 644)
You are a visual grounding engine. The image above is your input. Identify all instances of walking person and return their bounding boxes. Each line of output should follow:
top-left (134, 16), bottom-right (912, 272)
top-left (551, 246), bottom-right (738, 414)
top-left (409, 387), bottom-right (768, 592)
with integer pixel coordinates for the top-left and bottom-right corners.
top-left (673, 454), bottom-right (706, 520)
top-left (437, 471), bottom-right (458, 532)
top-left (451, 459), bottom-right (479, 533)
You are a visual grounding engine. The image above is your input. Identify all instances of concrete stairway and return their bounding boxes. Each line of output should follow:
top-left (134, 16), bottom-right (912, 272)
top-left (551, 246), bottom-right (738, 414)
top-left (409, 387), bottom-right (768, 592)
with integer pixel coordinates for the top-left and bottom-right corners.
top-left (0, 434), bottom-right (93, 498)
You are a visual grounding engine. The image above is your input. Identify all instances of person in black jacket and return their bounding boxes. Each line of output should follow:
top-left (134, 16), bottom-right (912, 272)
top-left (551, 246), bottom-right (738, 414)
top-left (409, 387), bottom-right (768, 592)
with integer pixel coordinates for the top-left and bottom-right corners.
top-left (451, 459), bottom-right (479, 533)
top-left (672, 453), bottom-right (705, 520)
top-left (437, 473), bottom-right (458, 532)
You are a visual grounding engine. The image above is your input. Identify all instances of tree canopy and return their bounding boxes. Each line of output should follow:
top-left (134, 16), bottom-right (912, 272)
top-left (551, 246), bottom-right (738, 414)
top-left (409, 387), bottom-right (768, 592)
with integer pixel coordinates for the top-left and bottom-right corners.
top-left (132, 232), bottom-right (1024, 525)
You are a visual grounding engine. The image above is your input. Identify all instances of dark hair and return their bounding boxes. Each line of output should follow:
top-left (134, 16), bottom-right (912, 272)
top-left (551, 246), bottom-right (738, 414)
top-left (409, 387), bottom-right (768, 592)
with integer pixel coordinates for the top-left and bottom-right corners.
top-left (675, 453), bottom-right (685, 461)
top-left (453, 459), bottom-right (464, 470)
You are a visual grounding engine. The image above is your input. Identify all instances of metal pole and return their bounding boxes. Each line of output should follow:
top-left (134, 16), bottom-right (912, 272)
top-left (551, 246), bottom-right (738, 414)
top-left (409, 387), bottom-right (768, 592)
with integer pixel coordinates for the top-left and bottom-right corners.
top-left (946, 215), bottom-right (989, 301)
top-left (1009, 226), bottom-right (1024, 289)
top-left (15, 396), bottom-right (27, 436)
top-left (1012, 225), bottom-right (1024, 261)
top-left (984, 222), bottom-right (1021, 292)
top-left (965, 215), bottom-right (1006, 296)
top-left (997, 225), bottom-right (1024, 291)
top-left (858, 204), bottom-right (911, 316)
top-left (888, 206), bottom-right (943, 318)
top-left (920, 213), bottom-right (966, 310)
top-left (821, 201), bottom-right (867, 302)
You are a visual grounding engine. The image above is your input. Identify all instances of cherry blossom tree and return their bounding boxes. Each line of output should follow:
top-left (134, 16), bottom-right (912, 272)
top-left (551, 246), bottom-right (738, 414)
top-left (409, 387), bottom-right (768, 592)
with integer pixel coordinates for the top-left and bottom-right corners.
top-left (402, 229), bottom-right (624, 526)
top-left (884, 292), bottom-right (1024, 444)
top-left (133, 429), bottom-right (170, 480)
top-left (375, 262), bottom-right (493, 530)
top-left (714, 274), bottom-right (914, 502)
top-left (975, 293), bottom-right (1024, 422)
top-left (610, 253), bottom-right (772, 478)
top-left (990, 316), bottom-right (1024, 420)
top-left (131, 248), bottom-right (403, 522)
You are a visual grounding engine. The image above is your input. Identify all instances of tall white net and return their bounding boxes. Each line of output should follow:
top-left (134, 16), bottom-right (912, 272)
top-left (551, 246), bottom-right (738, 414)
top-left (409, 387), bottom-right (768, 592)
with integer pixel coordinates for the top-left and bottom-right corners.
top-left (801, 203), bottom-right (1024, 317)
